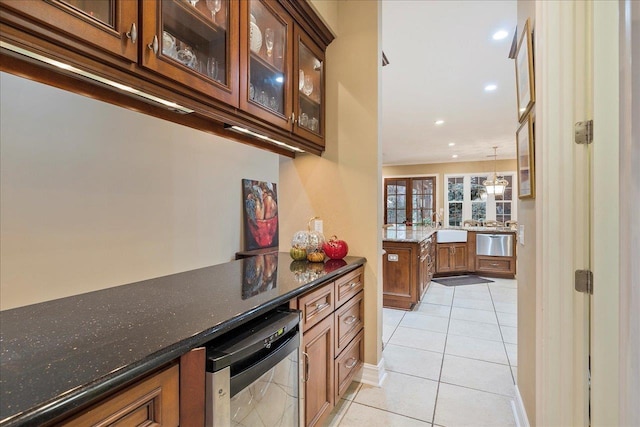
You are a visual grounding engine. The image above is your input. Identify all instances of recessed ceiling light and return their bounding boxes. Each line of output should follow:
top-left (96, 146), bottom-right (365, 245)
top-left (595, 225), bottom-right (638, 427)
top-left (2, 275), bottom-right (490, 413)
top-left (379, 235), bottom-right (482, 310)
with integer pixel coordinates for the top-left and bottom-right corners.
top-left (452, 154), bottom-right (459, 158)
top-left (484, 84), bottom-right (497, 92)
top-left (435, 120), bottom-right (445, 125)
top-left (448, 142), bottom-right (455, 147)
top-left (493, 30), bottom-right (509, 40)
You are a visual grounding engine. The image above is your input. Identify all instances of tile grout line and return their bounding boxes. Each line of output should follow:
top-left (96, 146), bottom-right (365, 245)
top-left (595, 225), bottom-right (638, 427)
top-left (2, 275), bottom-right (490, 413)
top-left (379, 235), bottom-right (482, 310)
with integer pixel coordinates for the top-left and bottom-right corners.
top-left (487, 279), bottom-right (517, 386)
top-left (429, 283), bottom-right (455, 426)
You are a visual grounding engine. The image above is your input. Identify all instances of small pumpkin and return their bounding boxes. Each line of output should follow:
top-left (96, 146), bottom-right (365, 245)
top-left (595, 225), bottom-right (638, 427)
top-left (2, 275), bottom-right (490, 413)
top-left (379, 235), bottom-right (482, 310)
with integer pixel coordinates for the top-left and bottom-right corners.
top-left (289, 246), bottom-right (307, 261)
top-left (322, 235), bottom-right (348, 260)
top-left (307, 251), bottom-right (325, 263)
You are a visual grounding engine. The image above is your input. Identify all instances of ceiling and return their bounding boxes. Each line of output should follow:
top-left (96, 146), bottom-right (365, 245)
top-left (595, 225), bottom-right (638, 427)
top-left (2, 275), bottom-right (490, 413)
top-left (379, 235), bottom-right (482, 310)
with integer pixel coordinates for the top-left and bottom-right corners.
top-left (381, 0), bottom-right (518, 166)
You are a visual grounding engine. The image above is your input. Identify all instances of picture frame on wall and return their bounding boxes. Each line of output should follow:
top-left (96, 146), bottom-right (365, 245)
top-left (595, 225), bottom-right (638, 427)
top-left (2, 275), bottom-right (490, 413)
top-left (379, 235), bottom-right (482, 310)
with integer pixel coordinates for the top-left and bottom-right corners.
top-left (516, 113), bottom-right (535, 199)
top-left (515, 18), bottom-right (535, 122)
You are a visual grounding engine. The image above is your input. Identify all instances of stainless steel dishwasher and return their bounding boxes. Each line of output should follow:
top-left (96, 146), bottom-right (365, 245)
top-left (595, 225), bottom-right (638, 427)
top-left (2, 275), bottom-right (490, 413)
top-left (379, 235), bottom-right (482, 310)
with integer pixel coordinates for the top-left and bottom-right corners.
top-left (476, 233), bottom-right (514, 257)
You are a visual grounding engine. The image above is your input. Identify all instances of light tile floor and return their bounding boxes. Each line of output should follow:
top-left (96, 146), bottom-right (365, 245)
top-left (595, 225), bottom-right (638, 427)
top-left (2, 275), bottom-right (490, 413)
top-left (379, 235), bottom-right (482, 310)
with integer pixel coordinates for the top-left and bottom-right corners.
top-left (324, 277), bottom-right (518, 427)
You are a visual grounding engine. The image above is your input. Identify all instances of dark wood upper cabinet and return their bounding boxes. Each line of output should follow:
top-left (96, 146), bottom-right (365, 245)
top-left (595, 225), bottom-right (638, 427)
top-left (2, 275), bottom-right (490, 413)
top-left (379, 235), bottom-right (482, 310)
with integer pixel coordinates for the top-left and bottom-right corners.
top-left (140, 0), bottom-right (240, 107)
top-left (2, 0), bottom-right (139, 62)
top-left (0, 0), bottom-right (333, 156)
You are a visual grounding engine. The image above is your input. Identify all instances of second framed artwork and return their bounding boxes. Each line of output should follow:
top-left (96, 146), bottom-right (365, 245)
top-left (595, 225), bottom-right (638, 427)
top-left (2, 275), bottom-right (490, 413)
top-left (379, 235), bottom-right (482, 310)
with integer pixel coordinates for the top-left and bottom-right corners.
top-left (516, 113), bottom-right (535, 199)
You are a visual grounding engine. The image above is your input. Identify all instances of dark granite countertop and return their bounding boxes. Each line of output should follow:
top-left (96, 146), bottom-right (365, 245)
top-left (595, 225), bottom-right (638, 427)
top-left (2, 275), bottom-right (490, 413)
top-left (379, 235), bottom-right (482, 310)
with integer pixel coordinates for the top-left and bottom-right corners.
top-left (0, 254), bottom-right (366, 426)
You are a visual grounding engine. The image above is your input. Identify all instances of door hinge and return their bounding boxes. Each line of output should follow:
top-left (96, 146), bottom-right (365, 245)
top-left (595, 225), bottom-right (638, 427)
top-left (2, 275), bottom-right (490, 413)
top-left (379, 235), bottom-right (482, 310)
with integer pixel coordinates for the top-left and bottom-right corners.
top-left (575, 269), bottom-right (593, 294)
top-left (575, 120), bottom-right (593, 144)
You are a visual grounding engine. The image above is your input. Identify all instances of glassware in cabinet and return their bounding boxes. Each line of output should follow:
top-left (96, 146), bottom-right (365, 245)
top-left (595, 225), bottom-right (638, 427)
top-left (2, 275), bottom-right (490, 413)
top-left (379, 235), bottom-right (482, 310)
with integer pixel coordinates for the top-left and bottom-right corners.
top-left (294, 27), bottom-right (325, 146)
top-left (141, 0), bottom-right (239, 107)
top-left (239, 0), bottom-right (293, 130)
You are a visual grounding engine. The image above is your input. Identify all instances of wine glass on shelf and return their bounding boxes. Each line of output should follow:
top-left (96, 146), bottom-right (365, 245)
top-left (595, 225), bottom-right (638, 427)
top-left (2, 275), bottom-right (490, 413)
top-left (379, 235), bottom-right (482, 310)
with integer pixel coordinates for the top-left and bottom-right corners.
top-left (188, 0), bottom-right (199, 7)
top-left (303, 75), bottom-right (313, 96)
top-left (265, 28), bottom-right (274, 58)
top-left (206, 0), bottom-right (222, 24)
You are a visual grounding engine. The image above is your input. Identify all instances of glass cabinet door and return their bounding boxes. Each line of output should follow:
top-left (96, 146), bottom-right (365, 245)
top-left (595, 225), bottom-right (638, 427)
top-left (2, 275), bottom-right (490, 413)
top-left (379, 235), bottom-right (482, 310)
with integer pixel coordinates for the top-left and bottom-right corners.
top-left (239, 0), bottom-right (292, 130)
top-left (142, 0), bottom-right (239, 107)
top-left (2, 0), bottom-right (138, 61)
top-left (293, 27), bottom-right (324, 146)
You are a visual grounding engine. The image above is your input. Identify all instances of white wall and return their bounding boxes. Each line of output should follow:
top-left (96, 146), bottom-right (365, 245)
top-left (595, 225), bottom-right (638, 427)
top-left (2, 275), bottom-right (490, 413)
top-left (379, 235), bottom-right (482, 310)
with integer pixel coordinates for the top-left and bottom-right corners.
top-left (0, 72), bottom-right (279, 310)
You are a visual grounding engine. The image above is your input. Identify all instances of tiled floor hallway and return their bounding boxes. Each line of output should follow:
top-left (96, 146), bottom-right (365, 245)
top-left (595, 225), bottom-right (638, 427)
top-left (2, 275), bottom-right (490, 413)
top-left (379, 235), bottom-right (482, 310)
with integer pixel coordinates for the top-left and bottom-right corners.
top-left (325, 277), bottom-right (518, 427)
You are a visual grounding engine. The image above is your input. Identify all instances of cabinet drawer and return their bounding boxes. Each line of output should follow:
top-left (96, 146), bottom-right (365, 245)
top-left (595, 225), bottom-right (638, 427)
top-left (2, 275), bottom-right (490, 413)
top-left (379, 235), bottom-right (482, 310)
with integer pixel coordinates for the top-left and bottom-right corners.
top-left (298, 282), bottom-right (335, 331)
top-left (334, 291), bottom-right (364, 354)
top-left (61, 364), bottom-right (179, 426)
top-left (335, 267), bottom-right (364, 308)
top-left (334, 329), bottom-right (364, 402)
top-left (477, 257), bottom-right (514, 273)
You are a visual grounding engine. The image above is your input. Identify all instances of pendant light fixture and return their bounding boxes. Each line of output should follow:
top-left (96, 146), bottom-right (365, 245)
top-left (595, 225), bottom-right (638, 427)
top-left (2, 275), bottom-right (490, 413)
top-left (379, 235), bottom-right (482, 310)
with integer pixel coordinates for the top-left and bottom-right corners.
top-left (483, 146), bottom-right (508, 196)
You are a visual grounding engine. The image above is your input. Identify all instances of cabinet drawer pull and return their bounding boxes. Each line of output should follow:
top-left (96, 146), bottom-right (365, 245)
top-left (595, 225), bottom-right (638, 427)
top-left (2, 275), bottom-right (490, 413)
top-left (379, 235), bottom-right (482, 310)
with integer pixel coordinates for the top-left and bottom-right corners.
top-left (312, 302), bottom-right (329, 314)
top-left (345, 357), bottom-right (358, 369)
top-left (491, 263), bottom-right (499, 267)
top-left (125, 23), bottom-right (137, 43)
top-left (349, 282), bottom-right (357, 289)
top-left (343, 315), bottom-right (358, 325)
top-left (148, 35), bottom-right (159, 54)
top-left (302, 352), bottom-right (310, 382)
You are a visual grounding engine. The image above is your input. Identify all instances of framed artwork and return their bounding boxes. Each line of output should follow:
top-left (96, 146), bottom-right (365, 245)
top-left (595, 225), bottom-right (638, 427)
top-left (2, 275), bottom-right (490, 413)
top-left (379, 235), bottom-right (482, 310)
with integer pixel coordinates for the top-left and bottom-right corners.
top-left (517, 114), bottom-right (535, 199)
top-left (242, 179), bottom-right (279, 250)
top-left (515, 18), bottom-right (535, 121)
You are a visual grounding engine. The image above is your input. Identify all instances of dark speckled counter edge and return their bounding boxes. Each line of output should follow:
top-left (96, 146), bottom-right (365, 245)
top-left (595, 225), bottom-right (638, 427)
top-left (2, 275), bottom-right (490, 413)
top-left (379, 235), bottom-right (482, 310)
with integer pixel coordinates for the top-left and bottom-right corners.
top-left (0, 259), bottom-right (366, 427)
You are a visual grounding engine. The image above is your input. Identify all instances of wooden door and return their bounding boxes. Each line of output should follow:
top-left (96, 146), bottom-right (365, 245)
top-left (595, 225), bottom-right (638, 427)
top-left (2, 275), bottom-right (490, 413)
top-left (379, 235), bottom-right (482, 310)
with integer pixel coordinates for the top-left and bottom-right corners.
top-left (141, 0), bottom-right (240, 106)
top-left (452, 243), bottom-right (468, 271)
top-left (2, 0), bottom-right (138, 62)
top-left (436, 244), bottom-right (453, 273)
top-left (303, 314), bottom-right (334, 427)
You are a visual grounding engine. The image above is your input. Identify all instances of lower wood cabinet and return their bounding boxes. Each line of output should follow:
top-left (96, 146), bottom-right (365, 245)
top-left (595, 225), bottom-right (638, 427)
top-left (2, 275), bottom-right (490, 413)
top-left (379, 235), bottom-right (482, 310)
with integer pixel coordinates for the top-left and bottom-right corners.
top-left (476, 256), bottom-right (516, 276)
top-left (382, 237), bottom-right (434, 310)
top-left (303, 314), bottom-right (335, 427)
top-left (60, 364), bottom-right (180, 427)
top-left (296, 266), bottom-right (365, 427)
top-left (436, 242), bottom-right (468, 274)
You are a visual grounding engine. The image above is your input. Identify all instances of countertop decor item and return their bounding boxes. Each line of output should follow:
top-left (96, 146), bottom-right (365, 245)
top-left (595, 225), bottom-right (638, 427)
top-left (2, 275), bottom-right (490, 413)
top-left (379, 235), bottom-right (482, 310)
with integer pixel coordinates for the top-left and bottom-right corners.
top-left (322, 235), bottom-right (348, 259)
top-left (243, 179), bottom-right (278, 250)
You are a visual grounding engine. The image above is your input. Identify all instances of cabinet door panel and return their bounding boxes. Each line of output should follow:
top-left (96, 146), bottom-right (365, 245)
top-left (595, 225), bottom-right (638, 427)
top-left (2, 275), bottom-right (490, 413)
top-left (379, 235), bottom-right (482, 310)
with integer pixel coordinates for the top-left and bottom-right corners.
top-left (383, 247), bottom-right (414, 299)
top-left (303, 315), bottom-right (334, 427)
top-left (293, 26), bottom-right (325, 146)
top-left (2, 0), bottom-right (138, 61)
top-left (453, 243), bottom-right (468, 271)
top-left (239, 0), bottom-right (293, 129)
top-left (436, 244), bottom-right (453, 273)
top-left (141, 0), bottom-right (239, 106)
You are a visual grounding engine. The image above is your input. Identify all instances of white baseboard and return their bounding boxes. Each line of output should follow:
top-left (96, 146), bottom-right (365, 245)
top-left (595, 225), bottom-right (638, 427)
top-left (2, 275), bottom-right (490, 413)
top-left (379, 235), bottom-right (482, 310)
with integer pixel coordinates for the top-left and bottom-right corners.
top-left (511, 385), bottom-right (530, 427)
top-left (355, 358), bottom-right (387, 387)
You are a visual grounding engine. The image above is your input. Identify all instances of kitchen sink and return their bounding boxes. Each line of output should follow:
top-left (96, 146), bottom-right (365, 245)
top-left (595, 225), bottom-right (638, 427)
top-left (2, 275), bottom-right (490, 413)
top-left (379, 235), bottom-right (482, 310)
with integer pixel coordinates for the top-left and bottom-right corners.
top-left (436, 229), bottom-right (468, 243)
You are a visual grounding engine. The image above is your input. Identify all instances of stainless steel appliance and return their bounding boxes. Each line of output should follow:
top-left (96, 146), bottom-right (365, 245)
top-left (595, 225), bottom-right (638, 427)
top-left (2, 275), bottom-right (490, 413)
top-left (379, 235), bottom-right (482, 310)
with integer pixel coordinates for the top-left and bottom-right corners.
top-left (476, 233), bottom-right (514, 257)
top-left (206, 309), bottom-right (301, 427)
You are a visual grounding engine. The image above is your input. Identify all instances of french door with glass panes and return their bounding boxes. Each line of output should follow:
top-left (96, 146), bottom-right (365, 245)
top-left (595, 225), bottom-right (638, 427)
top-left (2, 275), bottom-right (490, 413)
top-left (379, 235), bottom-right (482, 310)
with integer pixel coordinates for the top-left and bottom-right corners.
top-left (384, 177), bottom-right (436, 225)
top-left (445, 173), bottom-right (516, 226)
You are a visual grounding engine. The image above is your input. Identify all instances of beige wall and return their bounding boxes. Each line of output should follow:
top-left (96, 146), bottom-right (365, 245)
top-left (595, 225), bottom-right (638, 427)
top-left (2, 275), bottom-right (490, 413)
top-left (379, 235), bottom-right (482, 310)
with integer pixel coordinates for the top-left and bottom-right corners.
top-left (279, 0), bottom-right (381, 366)
top-left (0, 72), bottom-right (279, 310)
top-left (514, 2), bottom-right (536, 424)
top-left (383, 159), bottom-right (516, 216)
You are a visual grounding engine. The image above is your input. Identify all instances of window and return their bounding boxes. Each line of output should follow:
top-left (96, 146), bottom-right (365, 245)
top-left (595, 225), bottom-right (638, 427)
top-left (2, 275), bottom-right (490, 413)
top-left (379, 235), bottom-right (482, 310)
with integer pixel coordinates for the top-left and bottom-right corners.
top-left (445, 173), bottom-right (516, 226)
top-left (495, 175), bottom-right (514, 223)
top-left (385, 177), bottom-right (436, 225)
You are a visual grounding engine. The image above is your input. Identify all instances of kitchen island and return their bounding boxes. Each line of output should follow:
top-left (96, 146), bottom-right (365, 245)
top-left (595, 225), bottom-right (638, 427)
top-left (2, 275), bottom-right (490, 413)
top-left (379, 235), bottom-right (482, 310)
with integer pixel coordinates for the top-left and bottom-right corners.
top-left (0, 254), bottom-right (366, 426)
top-left (382, 225), bottom-right (517, 309)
